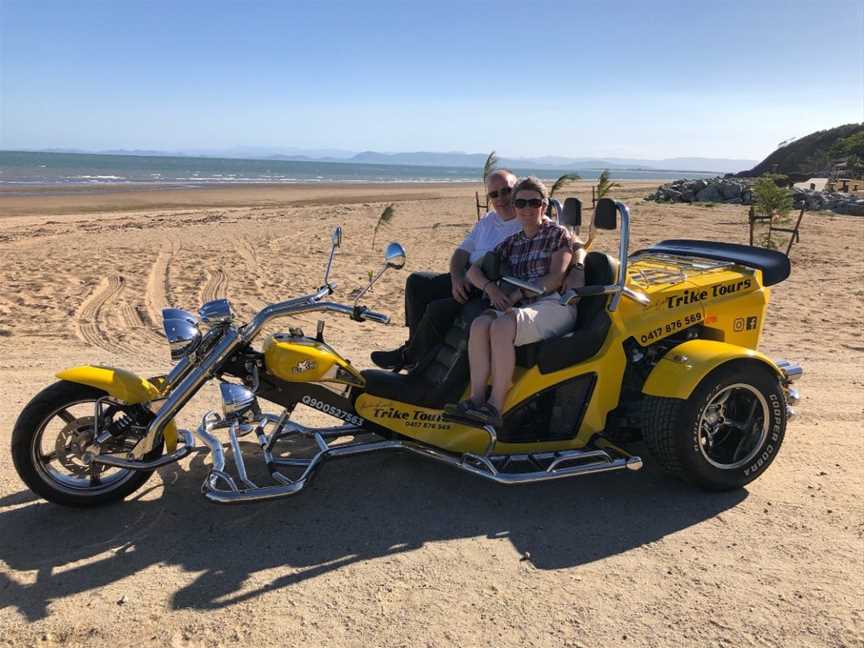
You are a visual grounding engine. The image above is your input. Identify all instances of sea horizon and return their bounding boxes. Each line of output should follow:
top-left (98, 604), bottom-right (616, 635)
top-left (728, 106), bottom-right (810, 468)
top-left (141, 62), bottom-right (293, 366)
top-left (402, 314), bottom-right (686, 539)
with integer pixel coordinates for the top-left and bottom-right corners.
top-left (0, 150), bottom-right (719, 187)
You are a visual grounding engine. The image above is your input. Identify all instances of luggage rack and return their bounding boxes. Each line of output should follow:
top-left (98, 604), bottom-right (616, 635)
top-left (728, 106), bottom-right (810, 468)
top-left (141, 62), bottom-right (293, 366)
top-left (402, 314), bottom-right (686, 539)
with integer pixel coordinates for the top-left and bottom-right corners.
top-left (629, 253), bottom-right (735, 286)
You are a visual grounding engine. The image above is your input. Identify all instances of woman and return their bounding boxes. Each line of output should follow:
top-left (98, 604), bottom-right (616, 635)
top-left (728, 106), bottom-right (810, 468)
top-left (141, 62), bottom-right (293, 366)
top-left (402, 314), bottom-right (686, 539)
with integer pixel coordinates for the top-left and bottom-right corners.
top-left (446, 176), bottom-right (579, 427)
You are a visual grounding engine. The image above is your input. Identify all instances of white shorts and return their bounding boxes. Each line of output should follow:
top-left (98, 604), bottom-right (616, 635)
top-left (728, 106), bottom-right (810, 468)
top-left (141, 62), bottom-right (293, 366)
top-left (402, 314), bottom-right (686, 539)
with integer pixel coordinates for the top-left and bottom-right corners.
top-left (499, 295), bottom-right (578, 347)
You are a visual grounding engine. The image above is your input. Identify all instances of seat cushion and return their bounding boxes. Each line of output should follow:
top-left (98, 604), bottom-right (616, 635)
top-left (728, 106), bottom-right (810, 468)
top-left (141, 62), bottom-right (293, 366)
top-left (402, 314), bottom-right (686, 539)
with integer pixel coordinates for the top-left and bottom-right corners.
top-left (515, 251), bottom-right (617, 372)
top-left (361, 369), bottom-right (436, 406)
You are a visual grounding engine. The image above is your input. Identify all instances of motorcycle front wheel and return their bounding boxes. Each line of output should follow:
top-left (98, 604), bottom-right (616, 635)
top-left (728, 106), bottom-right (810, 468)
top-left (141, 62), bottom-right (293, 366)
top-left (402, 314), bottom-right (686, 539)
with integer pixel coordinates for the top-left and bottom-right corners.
top-left (11, 380), bottom-right (163, 507)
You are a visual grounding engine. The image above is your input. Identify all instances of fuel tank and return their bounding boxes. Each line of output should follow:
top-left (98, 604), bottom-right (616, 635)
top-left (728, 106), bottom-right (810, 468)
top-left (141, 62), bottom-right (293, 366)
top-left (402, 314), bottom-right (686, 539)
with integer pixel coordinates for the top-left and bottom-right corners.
top-left (263, 333), bottom-right (365, 387)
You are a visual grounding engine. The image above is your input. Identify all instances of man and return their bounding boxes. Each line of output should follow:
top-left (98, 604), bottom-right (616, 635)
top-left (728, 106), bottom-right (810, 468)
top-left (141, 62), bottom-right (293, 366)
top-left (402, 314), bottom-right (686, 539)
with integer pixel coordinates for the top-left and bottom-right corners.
top-left (371, 169), bottom-right (521, 370)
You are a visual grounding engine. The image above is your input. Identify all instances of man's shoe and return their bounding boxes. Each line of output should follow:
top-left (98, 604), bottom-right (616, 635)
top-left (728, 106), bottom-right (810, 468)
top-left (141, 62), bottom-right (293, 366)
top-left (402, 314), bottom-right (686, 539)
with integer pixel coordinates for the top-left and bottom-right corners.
top-left (371, 344), bottom-right (410, 370)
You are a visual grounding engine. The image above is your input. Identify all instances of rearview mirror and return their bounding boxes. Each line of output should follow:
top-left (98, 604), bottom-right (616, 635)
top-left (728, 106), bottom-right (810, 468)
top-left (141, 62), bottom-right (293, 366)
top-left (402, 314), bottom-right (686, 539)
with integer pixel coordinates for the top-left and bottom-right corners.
top-left (353, 242), bottom-right (407, 307)
top-left (384, 242), bottom-right (406, 269)
top-left (323, 226), bottom-right (342, 286)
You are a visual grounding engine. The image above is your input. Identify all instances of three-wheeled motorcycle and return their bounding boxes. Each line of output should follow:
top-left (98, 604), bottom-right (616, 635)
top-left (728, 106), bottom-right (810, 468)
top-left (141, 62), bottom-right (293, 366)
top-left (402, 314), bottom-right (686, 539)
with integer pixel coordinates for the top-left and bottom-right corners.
top-left (11, 198), bottom-right (802, 506)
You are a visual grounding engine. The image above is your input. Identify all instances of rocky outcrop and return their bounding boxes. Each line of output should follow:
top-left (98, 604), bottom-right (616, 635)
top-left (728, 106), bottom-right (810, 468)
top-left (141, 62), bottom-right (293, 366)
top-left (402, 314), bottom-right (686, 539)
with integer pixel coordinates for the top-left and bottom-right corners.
top-left (792, 188), bottom-right (864, 215)
top-left (646, 178), bottom-right (751, 204)
top-left (645, 177), bottom-right (864, 215)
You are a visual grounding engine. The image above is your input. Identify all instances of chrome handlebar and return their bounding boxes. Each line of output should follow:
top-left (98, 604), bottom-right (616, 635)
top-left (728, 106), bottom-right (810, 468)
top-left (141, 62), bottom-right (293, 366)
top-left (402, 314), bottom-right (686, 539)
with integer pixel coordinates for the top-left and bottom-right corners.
top-left (240, 286), bottom-right (389, 343)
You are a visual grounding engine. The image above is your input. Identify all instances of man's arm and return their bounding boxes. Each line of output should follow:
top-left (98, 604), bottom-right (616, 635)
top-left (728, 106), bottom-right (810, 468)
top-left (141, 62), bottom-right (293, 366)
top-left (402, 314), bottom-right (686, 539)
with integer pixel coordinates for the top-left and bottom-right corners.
top-left (449, 248), bottom-right (472, 303)
top-left (449, 248), bottom-right (470, 279)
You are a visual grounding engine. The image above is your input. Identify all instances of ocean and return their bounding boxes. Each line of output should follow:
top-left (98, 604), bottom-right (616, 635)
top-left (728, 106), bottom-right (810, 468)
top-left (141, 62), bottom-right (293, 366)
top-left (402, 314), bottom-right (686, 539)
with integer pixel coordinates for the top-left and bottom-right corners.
top-left (0, 150), bottom-right (714, 187)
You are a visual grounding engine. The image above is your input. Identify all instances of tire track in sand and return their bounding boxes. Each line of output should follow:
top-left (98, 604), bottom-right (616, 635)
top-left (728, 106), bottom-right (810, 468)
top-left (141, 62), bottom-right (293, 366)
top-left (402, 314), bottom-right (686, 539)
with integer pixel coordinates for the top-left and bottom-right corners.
top-left (237, 236), bottom-right (267, 310)
top-left (75, 276), bottom-right (137, 355)
top-left (199, 269), bottom-right (228, 305)
top-left (145, 239), bottom-right (179, 332)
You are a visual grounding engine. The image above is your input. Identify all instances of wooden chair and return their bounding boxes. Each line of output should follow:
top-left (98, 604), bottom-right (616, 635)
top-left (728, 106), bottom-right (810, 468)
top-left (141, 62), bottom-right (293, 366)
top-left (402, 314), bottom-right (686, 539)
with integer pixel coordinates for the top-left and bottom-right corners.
top-left (749, 205), bottom-right (805, 256)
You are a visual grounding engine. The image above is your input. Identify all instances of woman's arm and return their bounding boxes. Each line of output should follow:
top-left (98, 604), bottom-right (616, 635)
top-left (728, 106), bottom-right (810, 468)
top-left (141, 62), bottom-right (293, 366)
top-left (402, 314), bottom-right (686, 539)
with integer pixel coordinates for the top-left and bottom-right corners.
top-left (533, 247), bottom-right (573, 295)
top-left (467, 262), bottom-right (511, 310)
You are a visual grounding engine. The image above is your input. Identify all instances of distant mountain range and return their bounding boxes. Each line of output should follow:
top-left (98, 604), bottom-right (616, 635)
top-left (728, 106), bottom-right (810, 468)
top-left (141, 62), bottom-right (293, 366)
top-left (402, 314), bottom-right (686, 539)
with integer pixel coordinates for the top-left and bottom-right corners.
top-left (26, 147), bottom-right (758, 174)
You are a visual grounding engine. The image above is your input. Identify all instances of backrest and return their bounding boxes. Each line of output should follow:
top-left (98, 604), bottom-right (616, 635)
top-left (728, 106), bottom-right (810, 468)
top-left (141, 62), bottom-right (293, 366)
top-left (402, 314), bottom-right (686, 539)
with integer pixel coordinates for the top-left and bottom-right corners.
top-left (576, 251), bottom-right (619, 328)
top-left (560, 197), bottom-right (582, 228)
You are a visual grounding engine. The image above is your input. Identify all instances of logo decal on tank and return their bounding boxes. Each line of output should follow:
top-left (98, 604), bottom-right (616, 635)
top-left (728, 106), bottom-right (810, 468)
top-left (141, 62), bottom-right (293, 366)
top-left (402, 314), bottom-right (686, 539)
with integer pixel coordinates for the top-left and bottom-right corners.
top-left (292, 359), bottom-right (317, 374)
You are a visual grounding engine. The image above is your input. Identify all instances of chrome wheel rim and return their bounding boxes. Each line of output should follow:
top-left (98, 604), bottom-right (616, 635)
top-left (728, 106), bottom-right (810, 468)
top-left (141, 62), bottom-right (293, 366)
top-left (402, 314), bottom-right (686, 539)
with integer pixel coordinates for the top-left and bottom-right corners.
top-left (698, 383), bottom-right (769, 470)
top-left (30, 399), bottom-right (138, 496)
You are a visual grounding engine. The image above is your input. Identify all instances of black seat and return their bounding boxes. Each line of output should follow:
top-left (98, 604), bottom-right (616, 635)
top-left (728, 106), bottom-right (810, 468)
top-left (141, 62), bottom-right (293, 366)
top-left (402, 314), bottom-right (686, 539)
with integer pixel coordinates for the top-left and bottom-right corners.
top-left (515, 251), bottom-right (618, 372)
top-left (362, 316), bottom-right (472, 407)
top-left (361, 252), bottom-right (619, 406)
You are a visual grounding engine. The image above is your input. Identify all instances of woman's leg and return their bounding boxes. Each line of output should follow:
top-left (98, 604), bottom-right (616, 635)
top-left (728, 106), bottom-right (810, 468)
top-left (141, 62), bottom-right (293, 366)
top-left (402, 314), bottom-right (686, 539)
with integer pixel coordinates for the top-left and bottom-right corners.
top-left (488, 313), bottom-right (517, 411)
top-left (468, 314), bottom-right (494, 403)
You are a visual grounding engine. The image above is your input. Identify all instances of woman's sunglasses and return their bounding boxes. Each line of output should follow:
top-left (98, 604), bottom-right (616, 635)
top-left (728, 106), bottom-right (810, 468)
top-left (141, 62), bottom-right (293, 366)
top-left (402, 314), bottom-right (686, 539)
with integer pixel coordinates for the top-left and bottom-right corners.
top-left (513, 198), bottom-right (544, 209)
top-left (487, 186), bottom-right (512, 199)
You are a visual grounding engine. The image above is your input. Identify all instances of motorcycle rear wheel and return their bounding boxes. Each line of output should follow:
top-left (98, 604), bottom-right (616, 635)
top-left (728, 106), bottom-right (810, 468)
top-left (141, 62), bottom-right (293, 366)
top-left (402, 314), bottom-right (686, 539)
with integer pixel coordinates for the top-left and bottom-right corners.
top-left (11, 380), bottom-right (163, 507)
top-left (642, 361), bottom-right (786, 491)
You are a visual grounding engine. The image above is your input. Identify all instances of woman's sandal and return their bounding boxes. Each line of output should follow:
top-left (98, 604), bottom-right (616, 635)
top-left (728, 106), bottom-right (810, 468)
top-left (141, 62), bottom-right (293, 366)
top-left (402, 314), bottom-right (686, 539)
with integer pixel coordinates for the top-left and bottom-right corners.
top-left (470, 403), bottom-right (502, 428)
top-left (443, 399), bottom-right (479, 420)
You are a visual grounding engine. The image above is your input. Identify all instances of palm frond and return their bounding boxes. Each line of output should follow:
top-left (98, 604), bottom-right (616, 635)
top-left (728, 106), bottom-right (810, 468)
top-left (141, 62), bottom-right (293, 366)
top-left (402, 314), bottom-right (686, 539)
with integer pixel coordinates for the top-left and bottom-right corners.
top-left (596, 169), bottom-right (621, 199)
top-left (583, 224), bottom-right (596, 250)
top-left (550, 173), bottom-right (582, 198)
top-left (371, 204), bottom-right (395, 251)
top-left (482, 151), bottom-right (498, 183)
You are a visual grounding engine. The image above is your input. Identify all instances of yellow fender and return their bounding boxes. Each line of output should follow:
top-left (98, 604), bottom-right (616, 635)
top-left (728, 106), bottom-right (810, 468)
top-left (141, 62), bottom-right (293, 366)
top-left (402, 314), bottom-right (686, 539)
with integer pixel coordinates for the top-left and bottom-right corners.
top-left (55, 365), bottom-right (178, 451)
top-left (642, 339), bottom-right (781, 400)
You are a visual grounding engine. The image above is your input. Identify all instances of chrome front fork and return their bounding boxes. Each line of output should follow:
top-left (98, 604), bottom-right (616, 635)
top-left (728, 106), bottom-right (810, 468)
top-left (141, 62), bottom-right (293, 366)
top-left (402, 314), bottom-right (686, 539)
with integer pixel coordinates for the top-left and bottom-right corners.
top-left (134, 329), bottom-right (242, 459)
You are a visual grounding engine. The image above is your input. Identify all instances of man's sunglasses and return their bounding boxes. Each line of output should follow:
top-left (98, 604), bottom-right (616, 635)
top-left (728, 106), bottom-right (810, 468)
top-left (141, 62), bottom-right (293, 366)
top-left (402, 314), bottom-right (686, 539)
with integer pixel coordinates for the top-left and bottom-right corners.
top-left (513, 198), bottom-right (544, 209)
top-left (487, 186), bottom-right (512, 199)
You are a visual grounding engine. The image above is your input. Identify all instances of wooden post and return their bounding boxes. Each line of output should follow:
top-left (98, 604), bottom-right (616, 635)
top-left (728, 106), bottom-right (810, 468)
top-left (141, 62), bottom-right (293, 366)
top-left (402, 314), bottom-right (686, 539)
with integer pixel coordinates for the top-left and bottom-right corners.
top-left (748, 205), bottom-right (755, 246)
top-left (784, 208), bottom-right (805, 256)
top-left (475, 191), bottom-right (488, 222)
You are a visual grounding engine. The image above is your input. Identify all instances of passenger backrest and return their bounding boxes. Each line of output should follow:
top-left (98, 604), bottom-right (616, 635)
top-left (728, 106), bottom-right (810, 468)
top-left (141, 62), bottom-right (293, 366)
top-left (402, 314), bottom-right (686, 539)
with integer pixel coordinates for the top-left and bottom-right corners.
top-left (560, 197), bottom-right (582, 229)
top-left (576, 252), bottom-right (619, 329)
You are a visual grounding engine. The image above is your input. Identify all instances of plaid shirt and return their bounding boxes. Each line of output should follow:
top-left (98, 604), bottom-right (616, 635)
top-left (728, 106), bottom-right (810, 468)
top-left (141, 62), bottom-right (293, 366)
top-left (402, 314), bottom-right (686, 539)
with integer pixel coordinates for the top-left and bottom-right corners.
top-left (494, 219), bottom-right (575, 283)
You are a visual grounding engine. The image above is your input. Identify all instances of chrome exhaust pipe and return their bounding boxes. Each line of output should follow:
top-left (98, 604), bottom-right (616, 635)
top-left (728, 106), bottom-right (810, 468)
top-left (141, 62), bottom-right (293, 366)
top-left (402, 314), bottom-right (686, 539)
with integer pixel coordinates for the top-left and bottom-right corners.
top-left (776, 359), bottom-right (803, 383)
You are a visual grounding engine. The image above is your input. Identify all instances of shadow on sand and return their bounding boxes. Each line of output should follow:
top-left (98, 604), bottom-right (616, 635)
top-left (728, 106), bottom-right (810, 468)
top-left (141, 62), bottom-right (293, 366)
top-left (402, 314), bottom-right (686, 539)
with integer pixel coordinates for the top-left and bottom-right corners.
top-left (0, 445), bottom-right (746, 620)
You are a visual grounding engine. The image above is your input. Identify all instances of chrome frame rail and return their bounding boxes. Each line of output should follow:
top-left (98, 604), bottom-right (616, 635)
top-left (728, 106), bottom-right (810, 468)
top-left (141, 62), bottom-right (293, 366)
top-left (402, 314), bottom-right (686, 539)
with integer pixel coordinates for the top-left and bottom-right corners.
top-left (192, 411), bottom-right (642, 504)
top-left (91, 429), bottom-right (196, 470)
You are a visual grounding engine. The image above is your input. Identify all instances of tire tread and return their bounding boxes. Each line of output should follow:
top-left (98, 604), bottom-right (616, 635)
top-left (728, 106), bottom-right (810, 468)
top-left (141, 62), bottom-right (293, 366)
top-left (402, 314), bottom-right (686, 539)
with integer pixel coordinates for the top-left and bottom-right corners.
top-left (642, 395), bottom-right (688, 482)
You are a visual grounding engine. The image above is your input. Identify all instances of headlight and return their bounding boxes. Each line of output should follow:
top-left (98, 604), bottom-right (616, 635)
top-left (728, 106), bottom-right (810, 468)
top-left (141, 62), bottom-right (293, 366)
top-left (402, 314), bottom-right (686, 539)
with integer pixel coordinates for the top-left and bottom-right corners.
top-left (199, 298), bottom-right (234, 326)
top-left (162, 308), bottom-right (202, 361)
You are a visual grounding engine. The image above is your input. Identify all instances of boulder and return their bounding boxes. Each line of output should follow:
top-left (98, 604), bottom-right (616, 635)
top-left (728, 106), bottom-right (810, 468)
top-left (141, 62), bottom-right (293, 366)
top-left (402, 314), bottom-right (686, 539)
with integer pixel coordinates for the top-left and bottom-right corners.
top-left (833, 200), bottom-right (864, 216)
top-left (695, 184), bottom-right (724, 202)
top-left (720, 182), bottom-right (743, 200)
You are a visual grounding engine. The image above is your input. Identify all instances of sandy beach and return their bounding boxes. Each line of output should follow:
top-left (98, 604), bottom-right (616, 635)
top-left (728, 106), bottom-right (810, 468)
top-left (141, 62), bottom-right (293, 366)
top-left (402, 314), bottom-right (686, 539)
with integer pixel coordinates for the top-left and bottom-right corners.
top-left (0, 181), bottom-right (861, 647)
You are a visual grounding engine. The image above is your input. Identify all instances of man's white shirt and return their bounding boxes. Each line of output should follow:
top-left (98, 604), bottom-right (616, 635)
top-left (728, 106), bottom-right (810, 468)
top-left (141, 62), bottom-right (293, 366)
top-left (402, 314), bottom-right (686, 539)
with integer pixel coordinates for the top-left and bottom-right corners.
top-left (458, 211), bottom-right (523, 263)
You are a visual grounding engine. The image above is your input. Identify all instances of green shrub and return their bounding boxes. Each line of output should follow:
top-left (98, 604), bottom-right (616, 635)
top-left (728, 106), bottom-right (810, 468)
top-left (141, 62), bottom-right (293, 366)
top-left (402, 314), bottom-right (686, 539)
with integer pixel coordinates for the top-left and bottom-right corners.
top-left (752, 176), bottom-right (793, 249)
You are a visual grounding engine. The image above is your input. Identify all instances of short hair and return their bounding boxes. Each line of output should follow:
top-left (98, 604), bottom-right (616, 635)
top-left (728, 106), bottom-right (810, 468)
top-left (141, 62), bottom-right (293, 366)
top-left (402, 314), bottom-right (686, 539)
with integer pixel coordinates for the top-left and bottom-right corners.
top-left (486, 168), bottom-right (516, 185)
top-left (511, 176), bottom-right (549, 202)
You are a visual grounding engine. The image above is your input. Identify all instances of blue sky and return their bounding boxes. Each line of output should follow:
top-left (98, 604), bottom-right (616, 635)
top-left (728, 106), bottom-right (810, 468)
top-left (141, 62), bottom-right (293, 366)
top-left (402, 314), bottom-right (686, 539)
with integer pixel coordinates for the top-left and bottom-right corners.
top-left (1, 0), bottom-right (861, 159)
